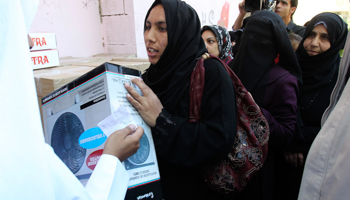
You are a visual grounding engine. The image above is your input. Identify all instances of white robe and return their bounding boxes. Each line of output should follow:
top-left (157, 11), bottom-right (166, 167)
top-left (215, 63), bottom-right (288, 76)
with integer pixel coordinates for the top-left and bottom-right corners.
top-left (298, 32), bottom-right (350, 200)
top-left (0, 0), bottom-right (128, 199)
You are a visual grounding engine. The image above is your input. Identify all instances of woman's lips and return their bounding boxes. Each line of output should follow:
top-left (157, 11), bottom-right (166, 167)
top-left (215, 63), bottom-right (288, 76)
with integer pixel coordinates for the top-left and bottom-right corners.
top-left (147, 48), bottom-right (158, 56)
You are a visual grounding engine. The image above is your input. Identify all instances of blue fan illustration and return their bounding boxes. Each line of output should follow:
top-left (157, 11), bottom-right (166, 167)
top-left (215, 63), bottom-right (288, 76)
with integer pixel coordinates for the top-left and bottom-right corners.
top-left (51, 112), bottom-right (86, 174)
top-left (127, 131), bottom-right (150, 165)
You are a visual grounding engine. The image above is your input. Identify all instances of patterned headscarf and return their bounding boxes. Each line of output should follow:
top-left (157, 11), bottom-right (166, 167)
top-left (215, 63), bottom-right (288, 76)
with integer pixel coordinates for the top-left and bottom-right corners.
top-left (201, 25), bottom-right (234, 64)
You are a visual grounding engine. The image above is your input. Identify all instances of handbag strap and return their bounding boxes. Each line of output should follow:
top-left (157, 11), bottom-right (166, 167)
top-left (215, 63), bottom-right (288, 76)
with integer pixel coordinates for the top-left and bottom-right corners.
top-left (189, 53), bottom-right (208, 122)
top-left (189, 53), bottom-right (244, 123)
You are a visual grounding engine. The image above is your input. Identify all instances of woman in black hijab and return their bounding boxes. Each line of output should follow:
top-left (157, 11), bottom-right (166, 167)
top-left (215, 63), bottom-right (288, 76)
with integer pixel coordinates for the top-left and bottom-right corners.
top-left (125, 0), bottom-right (237, 199)
top-left (228, 10), bottom-right (301, 200)
top-left (276, 12), bottom-right (348, 200)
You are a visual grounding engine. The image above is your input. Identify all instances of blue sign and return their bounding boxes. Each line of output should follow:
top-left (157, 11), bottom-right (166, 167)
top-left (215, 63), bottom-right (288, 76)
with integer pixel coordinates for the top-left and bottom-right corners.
top-left (79, 127), bottom-right (107, 149)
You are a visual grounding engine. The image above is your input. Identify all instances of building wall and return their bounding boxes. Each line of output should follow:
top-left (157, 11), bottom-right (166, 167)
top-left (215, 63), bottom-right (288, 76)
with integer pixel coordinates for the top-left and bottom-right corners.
top-left (294, 0), bottom-right (350, 26)
top-left (29, 0), bottom-right (242, 58)
top-left (30, 0), bottom-right (104, 57)
top-left (29, 0), bottom-right (350, 58)
top-left (100, 0), bottom-right (136, 55)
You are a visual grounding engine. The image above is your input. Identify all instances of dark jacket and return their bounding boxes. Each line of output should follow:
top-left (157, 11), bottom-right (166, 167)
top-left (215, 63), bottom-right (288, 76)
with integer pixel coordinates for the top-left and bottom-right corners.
top-left (235, 64), bottom-right (299, 200)
top-left (286, 19), bottom-right (305, 37)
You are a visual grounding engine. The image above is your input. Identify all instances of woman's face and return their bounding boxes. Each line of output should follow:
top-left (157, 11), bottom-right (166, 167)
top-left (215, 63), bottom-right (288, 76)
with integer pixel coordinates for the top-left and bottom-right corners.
top-left (144, 4), bottom-right (168, 65)
top-left (303, 24), bottom-right (331, 56)
top-left (201, 30), bottom-right (220, 57)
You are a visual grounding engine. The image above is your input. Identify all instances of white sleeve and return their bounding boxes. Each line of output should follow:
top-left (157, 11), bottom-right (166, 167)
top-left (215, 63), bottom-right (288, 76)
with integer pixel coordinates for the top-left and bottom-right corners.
top-left (0, 1), bottom-right (129, 199)
top-left (85, 154), bottom-right (129, 200)
top-left (41, 145), bottom-right (129, 200)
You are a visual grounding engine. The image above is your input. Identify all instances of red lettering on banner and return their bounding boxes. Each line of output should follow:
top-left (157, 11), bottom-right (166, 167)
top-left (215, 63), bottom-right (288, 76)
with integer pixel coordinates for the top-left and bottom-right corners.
top-left (32, 37), bottom-right (48, 47)
top-left (36, 38), bottom-right (41, 46)
top-left (31, 56), bottom-right (50, 65)
top-left (31, 57), bottom-right (37, 65)
top-left (38, 56), bottom-right (43, 65)
top-left (43, 56), bottom-right (49, 64)
top-left (41, 37), bottom-right (47, 46)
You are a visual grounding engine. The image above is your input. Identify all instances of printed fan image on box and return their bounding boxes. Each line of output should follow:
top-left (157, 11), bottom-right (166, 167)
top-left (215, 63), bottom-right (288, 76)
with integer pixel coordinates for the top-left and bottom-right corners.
top-left (45, 94), bottom-right (93, 180)
top-left (41, 62), bottom-right (163, 200)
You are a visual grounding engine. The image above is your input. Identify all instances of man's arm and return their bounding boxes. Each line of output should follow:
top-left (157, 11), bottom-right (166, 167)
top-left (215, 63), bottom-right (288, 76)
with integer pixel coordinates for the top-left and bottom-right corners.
top-left (85, 125), bottom-right (144, 200)
top-left (232, 0), bottom-right (247, 31)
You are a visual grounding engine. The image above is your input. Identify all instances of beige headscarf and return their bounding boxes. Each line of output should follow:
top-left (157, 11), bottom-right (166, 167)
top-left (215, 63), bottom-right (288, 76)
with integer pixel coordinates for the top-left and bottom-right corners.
top-left (321, 32), bottom-right (350, 125)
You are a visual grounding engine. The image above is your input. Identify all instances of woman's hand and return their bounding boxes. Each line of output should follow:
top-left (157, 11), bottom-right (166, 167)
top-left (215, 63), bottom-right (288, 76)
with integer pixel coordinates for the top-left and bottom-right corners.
top-left (125, 78), bottom-right (163, 127)
top-left (103, 125), bottom-right (144, 162)
top-left (284, 151), bottom-right (304, 167)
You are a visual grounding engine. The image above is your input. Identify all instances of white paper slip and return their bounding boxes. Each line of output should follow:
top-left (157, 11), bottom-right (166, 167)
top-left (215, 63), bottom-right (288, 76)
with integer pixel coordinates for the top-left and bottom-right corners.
top-left (98, 105), bottom-right (137, 137)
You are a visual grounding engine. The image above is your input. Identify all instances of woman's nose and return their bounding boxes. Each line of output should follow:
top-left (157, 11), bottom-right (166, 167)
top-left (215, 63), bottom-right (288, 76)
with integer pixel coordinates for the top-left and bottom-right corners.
top-left (145, 28), bottom-right (156, 43)
top-left (310, 37), bottom-right (320, 47)
top-left (204, 42), bottom-right (208, 50)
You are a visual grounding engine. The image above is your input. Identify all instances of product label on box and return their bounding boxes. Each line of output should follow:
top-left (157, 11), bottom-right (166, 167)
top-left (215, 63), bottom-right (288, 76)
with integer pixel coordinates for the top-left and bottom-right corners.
top-left (42, 86), bottom-right (68, 104)
top-left (29, 33), bottom-right (57, 51)
top-left (79, 127), bottom-right (107, 149)
top-left (105, 72), bottom-right (161, 193)
top-left (86, 149), bottom-right (104, 170)
top-left (30, 50), bottom-right (60, 70)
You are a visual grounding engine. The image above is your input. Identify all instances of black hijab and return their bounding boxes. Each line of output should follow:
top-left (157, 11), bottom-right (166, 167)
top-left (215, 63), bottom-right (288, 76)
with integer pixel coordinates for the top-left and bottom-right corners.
top-left (296, 12), bottom-right (348, 93)
top-left (142, 0), bottom-right (207, 112)
top-left (229, 10), bottom-right (301, 105)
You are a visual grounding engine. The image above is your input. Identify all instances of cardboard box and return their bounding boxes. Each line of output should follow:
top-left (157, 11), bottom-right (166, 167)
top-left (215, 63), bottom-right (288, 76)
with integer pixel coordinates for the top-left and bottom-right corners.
top-left (59, 57), bottom-right (113, 67)
top-left (29, 33), bottom-right (57, 51)
top-left (93, 53), bottom-right (137, 59)
top-left (34, 65), bottom-right (95, 97)
top-left (34, 65), bottom-right (95, 126)
top-left (30, 49), bottom-right (60, 70)
top-left (110, 61), bottom-right (149, 73)
top-left (112, 57), bottom-right (150, 62)
top-left (41, 63), bottom-right (163, 199)
top-left (74, 61), bottom-right (150, 73)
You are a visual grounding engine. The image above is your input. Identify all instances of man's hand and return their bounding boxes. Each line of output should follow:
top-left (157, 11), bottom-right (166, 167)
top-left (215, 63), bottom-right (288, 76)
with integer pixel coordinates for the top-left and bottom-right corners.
top-left (103, 125), bottom-right (144, 162)
top-left (232, 0), bottom-right (247, 31)
top-left (238, 0), bottom-right (247, 15)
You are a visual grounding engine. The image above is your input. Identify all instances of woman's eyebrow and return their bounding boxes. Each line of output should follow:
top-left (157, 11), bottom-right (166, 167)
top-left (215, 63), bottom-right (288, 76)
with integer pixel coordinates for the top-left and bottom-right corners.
top-left (206, 36), bottom-right (216, 40)
top-left (155, 21), bottom-right (166, 25)
top-left (145, 21), bottom-right (166, 25)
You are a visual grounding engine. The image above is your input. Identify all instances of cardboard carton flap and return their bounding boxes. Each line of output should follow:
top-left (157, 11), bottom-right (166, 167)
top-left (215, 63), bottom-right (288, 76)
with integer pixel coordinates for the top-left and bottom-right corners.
top-left (34, 65), bottom-right (95, 97)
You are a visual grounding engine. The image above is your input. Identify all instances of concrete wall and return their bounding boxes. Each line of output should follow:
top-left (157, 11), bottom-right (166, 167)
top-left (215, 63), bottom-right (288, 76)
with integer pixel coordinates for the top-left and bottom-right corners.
top-left (100, 0), bottom-right (137, 55)
top-left (30, 0), bottom-right (104, 57)
top-left (30, 0), bottom-right (242, 58)
top-left (29, 0), bottom-right (350, 59)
